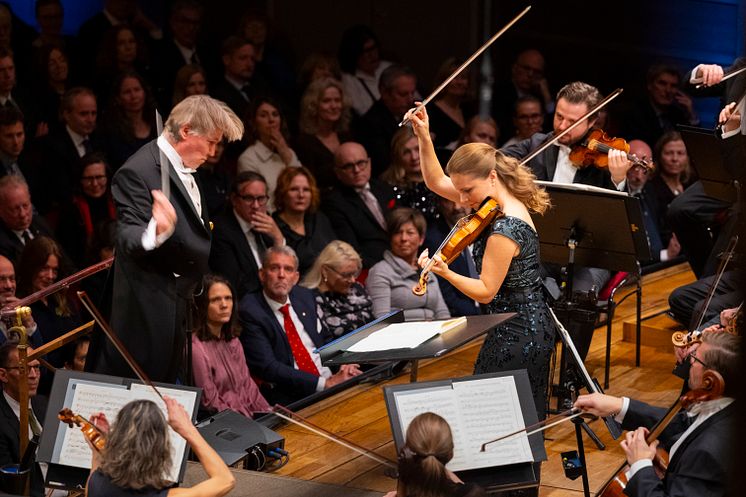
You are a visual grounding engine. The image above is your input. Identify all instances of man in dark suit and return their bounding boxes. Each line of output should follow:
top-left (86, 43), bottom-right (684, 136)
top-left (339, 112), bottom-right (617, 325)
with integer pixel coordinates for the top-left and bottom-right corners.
top-left (354, 64), bottom-right (417, 177)
top-left (321, 141), bottom-right (396, 269)
top-left (575, 330), bottom-right (739, 497)
top-left (238, 246), bottom-right (361, 405)
top-left (0, 47), bottom-right (38, 138)
top-left (0, 106), bottom-right (28, 182)
top-left (89, 95), bottom-right (243, 383)
top-left (0, 176), bottom-right (53, 263)
top-left (211, 36), bottom-right (266, 122)
top-left (0, 256), bottom-right (42, 346)
top-left (209, 171), bottom-right (284, 299)
top-left (0, 342), bottom-right (47, 497)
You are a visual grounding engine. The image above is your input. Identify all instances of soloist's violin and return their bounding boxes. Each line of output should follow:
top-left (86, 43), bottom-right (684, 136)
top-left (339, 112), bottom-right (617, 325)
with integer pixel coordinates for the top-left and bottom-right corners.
top-left (58, 408), bottom-right (106, 452)
top-left (412, 197), bottom-right (503, 296)
top-left (569, 129), bottom-right (654, 172)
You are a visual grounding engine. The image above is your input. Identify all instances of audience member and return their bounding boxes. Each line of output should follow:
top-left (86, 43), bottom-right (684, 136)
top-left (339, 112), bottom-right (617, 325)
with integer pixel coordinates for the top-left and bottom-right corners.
top-left (61, 335), bottom-right (89, 371)
top-left (192, 274), bottom-right (270, 418)
top-left (295, 77), bottom-right (352, 189)
top-left (210, 171), bottom-right (284, 299)
top-left (493, 49), bottom-right (555, 140)
top-left (32, 0), bottom-right (69, 51)
top-left (321, 142), bottom-right (396, 268)
top-left (355, 64), bottom-right (417, 177)
top-left (211, 36), bottom-right (265, 123)
top-left (171, 63), bottom-right (207, 108)
top-left (428, 57), bottom-right (474, 150)
top-left (33, 44), bottom-right (74, 130)
top-left (302, 240), bottom-right (373, 338)
top-left (385, 412), bottom-right (485, 497)
top-left (457, 115), bottom-right (499, 148)
top-left (0, 47), bottom-right (39, 138)
top-left (297, 52), bottom-right (342, 95)
top-left (423, 196), bottom-right (481, 317)
top-left (95, 25), bottom-right (153, 97)
top-left (0, 106), bottom-right (28, 182)
top-left (0, 176), bottom-right (53, 263)
top-left (381, 127), bottom-right (439, 223)
top-left (0, 255), bottom-right (41, 347)
top-left (338, 25), bottom-right (392, 117)
top-left (622, 64), bottom-right (698, 147)
top-left (238, 246), bottom-right (361, 405)
top-left (197, 140), bottom-right (231, 219)
top-left (56, 153), bottom-right (116, 268)
top-left (367, 208), bottom-right (450, 320)
top-left (272, 166), bottom-right (336, 276)
top-left (650, 131), bottom-right (695, 211)
top-left (101, 71), bottom-right (156, 170)
top-left (237, 96), bottom-right (301, 209)
top-left (502, 95), bottom-right (544, 147)
top-left (0, 341), bottom-right (46, 497)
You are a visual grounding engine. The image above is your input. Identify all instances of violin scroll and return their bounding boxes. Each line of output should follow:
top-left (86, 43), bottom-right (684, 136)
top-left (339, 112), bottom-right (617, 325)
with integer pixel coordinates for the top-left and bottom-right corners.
top-left (681, 370), bottom-right (725, 409)
top-left (58, 408), bottom-right (107, 452)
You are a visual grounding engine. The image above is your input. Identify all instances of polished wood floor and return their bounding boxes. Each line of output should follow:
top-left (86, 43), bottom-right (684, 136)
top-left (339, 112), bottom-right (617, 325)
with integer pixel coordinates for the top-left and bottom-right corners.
top-left (274, 263), bottom-right (696, 496)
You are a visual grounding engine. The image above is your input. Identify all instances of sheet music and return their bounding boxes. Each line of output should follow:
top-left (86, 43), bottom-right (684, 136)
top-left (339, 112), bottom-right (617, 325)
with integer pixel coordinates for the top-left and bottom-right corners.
top-left (346, 318), bottom-right (465, 352)
top-left (129, 384), bottom-right (198, 482)
top-left (392, 377), bottom-right (533, 473)
top-left (57, 383), bottom-right (133, 468)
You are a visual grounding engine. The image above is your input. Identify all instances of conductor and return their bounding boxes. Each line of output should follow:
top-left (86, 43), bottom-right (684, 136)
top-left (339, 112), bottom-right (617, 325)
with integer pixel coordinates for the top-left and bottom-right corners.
top-left (92, 95), bottom-right (244, 382)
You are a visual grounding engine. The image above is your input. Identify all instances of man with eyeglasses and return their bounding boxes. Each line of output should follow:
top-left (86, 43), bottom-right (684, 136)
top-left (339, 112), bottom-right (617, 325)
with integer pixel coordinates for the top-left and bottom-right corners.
top-left (0, 255), bottom-right (41, 347)
top-left (322, 141), bottom-right (396, 269)
top-left (502, 95), bottom-right (545, 147)
top-left (210, 171), bottom-right (284, 299)
top-left (0, 341), bottom-right (47, 496)
top-left (575, 331), bottom-right (739, 497)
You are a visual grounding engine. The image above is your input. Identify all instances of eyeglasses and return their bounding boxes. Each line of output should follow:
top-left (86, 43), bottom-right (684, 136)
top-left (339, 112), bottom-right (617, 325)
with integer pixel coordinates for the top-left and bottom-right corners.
top-left (687, 350), bottom-right (710, 369)
top-left (337, 159), bottom-right (369, 173)
top-left (325, 265), bottom-right (360, 281)
top-left (81, 175), bottom-right (107, 184)
top-left (237, 194), bottom-right (269, 206)
top-left (1, 365), bottom-right (41, 372)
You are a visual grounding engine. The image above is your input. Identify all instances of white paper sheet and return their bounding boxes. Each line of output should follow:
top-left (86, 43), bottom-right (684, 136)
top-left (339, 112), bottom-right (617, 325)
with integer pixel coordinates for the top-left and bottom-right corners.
top-left (346, 318), bottom-right (465, 352)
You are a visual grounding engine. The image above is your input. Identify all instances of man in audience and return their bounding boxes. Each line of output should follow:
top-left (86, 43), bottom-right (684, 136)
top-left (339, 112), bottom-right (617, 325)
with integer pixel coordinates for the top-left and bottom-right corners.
top-left (321, 142), bottom-right (395, 269)
top-left (209, 171), bottom-right (284, 299)
top-left (0, 255), bottom-right (40, 346)
top-left (211, 36), bottom-right (265, 121)
top-left (0, 341), bottom-right (46, 497)
top-left (0, 47), bottom-right (38, 137)
top-left (355, 64), bottom-right (417, 176)
top-left (0, 176), bottom-right (53, 263)
top-left (502, 95), bottom-right (545, 147)
top-left (0, 106), bottom-right (27, 182)
top-left (239, 246), bottom-right (361, 405)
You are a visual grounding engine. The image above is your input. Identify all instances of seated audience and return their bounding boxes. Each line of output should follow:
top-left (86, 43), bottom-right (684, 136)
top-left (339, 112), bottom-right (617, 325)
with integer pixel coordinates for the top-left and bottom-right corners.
top-left (302, 240), bottom-right (373, 338)
top-left (239, 246), bottom-right (362, 405)
top-left (33, 44), bottom-right (74, 130)
top-left (86, 398), bottom-right (235, 497)
top-left (381, 127), bottom-right (439, 223)
top-left (0, 254), bottom-right (41, 346)
top-left (197, 140), bottom-right (231, 219)
top-left (211, 36), bottom-right (267, 125)
top-left (650, 131), bottom-right (695, 211)
top-left (56, 153), bottom-right (116, 268)
top-left (192, 274), bottom-right (270, 417)
top-left (338, 25), bottom-right (392, 117)
top-left (297, 52), bottom-right (342, 96)
top-left (0, 176), bottom-right (54, 263)
top-left (385, 412), bottom-right (485, 497)
top-left (237, 96), bottom-right (301, 210)
top-left (295, 77), bottom-right (352, 188)
top-left (457, 115), bottom-right (499, 148)
top-left (321, 142), bottom-right (396, 269)
top-left (61, 335), bottom-right (89, 371)
top-left (172, 63), bottom-right (208, 108)
top-left (0, 47), bottom-right (40, 138)
top-left (210, 171), bottom-right (284, 299)
top-left (368, 208), bottom-right (450, 320)
top-left (428, 57), bottom-right (474, 150)
top-left (502, 95), bottom-right (544, 147)
top-left (101, 71), bottom-right (156, 170)
top-left (272, 166), bottom-right (336, 275)
top-left (94, 25), bottom-right (153, 96)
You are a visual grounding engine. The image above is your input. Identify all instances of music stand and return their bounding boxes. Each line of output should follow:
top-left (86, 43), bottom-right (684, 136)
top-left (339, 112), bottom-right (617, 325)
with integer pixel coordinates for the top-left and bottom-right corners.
top-left (679, 125), bottom-right (742, 204)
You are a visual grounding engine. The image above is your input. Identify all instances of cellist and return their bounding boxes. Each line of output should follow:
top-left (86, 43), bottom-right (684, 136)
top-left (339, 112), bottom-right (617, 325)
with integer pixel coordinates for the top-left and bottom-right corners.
top-left (575, 330), bottom-right (739, 497)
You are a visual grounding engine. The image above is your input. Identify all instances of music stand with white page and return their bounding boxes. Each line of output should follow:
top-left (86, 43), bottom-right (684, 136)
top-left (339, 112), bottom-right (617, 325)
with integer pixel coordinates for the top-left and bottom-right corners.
top-left (37, 370), bottom-right (201, 491)
top-left (384, 370), bottom-right (546, 493)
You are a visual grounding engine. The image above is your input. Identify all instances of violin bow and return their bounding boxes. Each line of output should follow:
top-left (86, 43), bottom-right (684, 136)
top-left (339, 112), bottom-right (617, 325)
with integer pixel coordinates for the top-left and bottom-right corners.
top-left (519, 88), bottom-right (623, 166)
top-left (400, 5), bottom-right (532, 127)
top-left (480, 408), bottom-right (592, 451)
top-left (693, 235), bottom-right (738, 331)
top-left (77, 291), bottom-right (165, 401)
top-left (272, 404), bottom-right (397, 468)
top-left (696, 66), bottom-right (746, 89)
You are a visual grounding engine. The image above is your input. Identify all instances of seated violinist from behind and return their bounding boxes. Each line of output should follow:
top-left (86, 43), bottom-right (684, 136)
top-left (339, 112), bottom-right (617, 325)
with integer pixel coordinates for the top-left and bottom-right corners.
top-left (575, 330), bottom-right (739, 497)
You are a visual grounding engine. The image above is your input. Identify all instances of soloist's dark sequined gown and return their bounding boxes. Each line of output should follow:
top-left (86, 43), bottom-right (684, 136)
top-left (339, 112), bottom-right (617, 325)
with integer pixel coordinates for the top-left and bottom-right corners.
top-left (472, 216), bottom-right (556, 420)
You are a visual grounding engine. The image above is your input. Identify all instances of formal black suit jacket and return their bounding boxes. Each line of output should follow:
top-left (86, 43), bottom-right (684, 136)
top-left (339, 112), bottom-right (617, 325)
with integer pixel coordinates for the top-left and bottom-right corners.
top-left (321, 179), bottom-right (395, 268)
top-left (238, 287), bottom-right (331, 405)
top-left (92, 140), bottom-right (211, 382)
top-left (0, 393), bottom-right (48, 497)
top-left (501, 132), bottom-right (618, 190)
top-left (210, 77), bottom-right (251, 121)
top-left (354, 99), bottom-right (399, 178)
top-left (209, 208), bottom-right (275, 299)
top-left (156, 39), bottom-right (209, 110)
top-left (0, 216), bottom-right (53, 264)
top-left (621, 398), bottom-right (736, 497)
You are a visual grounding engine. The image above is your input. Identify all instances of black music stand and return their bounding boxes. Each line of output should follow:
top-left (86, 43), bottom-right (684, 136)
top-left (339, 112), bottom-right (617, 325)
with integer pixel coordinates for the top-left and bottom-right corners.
top-left (317, 313), bottom-right (515, 382)
top-left (679, 125), bottom-right (742, 204)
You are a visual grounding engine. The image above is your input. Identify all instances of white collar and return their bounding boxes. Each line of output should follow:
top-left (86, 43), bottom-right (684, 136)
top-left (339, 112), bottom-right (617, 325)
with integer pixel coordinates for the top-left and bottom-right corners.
top-left (225, 73), bottom-right (248, 91)
top-left (3, 389), bottom-right (29, 418)
top-left (157, 134), bottom-right (194, 174)
top-left (354, 182), bottom-right (372, 194)
top-left (66, 125), bottom-right (87, 147)
top-left (233, 208), bottom-right (253, 232)
top-left (263, 292), bottom-right (289, 312)
top-left (251, 140), bottom-right (275, 162)
top-left (686, 396), bottom-right (734, 417)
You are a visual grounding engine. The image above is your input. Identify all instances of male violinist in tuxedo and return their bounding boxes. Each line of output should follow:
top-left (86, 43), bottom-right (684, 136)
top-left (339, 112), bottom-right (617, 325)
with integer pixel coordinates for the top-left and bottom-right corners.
top-left (575, 330), bottom-right (739, 497)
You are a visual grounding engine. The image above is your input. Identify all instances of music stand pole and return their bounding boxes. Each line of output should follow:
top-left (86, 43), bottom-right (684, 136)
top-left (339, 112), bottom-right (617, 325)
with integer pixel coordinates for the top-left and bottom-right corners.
top-left (573, 415), bottom-right (592, 497)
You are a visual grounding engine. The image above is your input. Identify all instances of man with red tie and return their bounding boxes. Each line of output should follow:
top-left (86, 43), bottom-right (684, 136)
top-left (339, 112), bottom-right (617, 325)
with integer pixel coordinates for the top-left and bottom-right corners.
top-left (238, 245), bottom-right (361, 405)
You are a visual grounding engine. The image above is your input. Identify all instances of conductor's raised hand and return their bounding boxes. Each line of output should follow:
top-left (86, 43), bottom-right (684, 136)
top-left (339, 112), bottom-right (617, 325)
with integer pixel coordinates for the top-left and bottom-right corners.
top-left (151, 190), bottom-right (177, 236)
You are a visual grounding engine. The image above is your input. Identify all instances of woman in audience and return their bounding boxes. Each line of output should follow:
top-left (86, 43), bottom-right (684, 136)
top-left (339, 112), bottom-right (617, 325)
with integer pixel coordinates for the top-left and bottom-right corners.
top-left (302, 240), bottom-right (373, 338)
top-left (172, 64), bottom-right (208, 108)
top-left (56, 153), bottom-right (117, 268)
top-left (87, 397), bottom-right (234, 497)
top-left (381, 127), bottom-right (439, 222)
top-left (650, 130), bottom-right (695, 209)
top-left (35, 44), bottom-right (73, 130)
top-left (102, 71), bottom-right (157, 170)
top-left (428, 57), bottom-right (474, 150)
top-left (95, 25), bottom-right (153, 92)
top-left (367, 208), bottom-right (450, 320)
top-left (237, 97), bottom-right (301, 210)
top-left (192, 274), bottom-right (270, 418)
top-left (295, 77), bottom-right (352, 188)
top-left (272, 166), bottom-right (336, 275)
top-left (385, 412), bottom-right (485, 497)
top-left (338, 24), bottom-right (392, 116)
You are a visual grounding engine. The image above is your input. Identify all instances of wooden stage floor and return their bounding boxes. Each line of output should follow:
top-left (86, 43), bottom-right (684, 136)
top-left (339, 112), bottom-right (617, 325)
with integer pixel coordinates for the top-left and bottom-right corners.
top-left (273, 263), bottom-right (696, 496)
